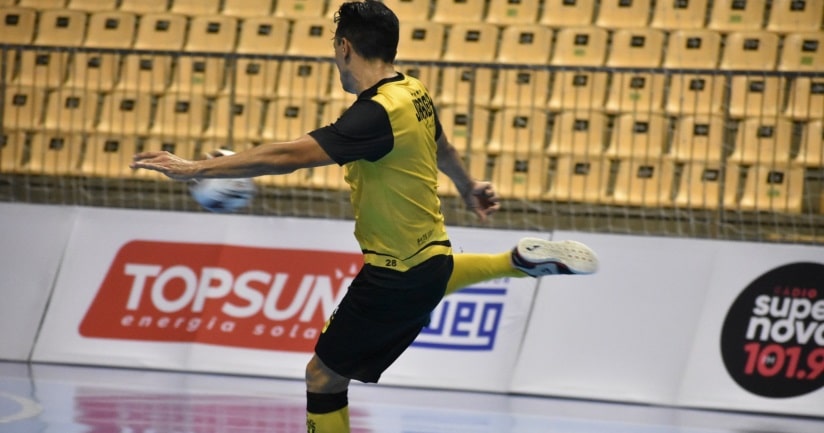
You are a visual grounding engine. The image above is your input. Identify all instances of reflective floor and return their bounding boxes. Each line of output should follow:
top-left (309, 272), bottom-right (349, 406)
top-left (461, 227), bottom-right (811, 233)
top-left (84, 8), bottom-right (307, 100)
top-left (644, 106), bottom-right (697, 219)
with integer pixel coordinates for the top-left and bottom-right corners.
top-left (1, 361), bottom-right (822, 433)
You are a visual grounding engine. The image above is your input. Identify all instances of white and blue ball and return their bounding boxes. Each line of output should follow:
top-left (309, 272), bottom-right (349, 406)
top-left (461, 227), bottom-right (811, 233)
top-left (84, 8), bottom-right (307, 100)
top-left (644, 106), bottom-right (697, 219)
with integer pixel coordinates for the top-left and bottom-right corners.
top-left (189, 149), bottom-right (256, 213)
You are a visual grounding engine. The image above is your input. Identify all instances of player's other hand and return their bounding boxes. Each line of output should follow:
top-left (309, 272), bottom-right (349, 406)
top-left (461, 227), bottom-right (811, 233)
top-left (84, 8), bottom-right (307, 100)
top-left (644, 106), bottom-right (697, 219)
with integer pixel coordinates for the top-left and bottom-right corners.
top-left (131, 151), bottom-right (198, 181)
top-left (464, 181), bottom-right (500, 222)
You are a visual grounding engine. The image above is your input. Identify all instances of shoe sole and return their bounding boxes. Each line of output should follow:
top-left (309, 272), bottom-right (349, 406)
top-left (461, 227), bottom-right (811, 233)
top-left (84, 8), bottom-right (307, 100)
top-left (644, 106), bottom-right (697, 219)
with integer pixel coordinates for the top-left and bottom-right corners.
top-left (516, 238), bottom-right (599, 276)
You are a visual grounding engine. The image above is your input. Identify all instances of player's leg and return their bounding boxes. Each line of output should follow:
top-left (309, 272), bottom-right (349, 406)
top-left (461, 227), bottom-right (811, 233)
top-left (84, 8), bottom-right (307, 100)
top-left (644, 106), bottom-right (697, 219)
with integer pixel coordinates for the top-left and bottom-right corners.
top-left (306, 355), bottom-right (351, 433)
top-left (445, 237), bottom-right (599, 295)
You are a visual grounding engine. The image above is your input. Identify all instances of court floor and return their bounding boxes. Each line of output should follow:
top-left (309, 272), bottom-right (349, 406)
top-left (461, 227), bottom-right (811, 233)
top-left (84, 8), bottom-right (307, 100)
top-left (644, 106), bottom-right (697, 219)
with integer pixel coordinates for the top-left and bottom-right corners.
top-left (0, 360), bottom-right (822, 433)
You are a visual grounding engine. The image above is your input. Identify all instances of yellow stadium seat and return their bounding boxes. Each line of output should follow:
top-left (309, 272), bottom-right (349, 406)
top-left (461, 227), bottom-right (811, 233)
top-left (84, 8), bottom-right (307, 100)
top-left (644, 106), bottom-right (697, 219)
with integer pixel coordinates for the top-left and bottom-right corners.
top-left (96, 91), bottom-right (153, 136)
top-left (0, 7), bottom-right (37, 44)
top-left (275, 61), bottom-right (333, 100)
top-left (604, 72), bottom-right (667, 114)
top-left (547, 71), bottom-right (608, 112)
top-left (117, 13), bottom-right (187, 94)
top-left (170, 0), bottom-right (221, 15)
top-left (287, 17), bottom-right (336, 57)
top-left (81, 134), bottom-right (141, 178)
top-left (766, 0), bottom-right (823, 34)
top-left (779, 32), bottom-right (824, 72)
top-left (17, 0), bottom-right (66, 8)
top-left (381, 0), bottom-right (431, 21)
top-left (540, 0), bottom-right (595, 28)
top-left (546, 110), bottom-right (608, 156)
top-left (708, 0), bottom-right (766, 33)
top-left (2, 86), bottom-right (45, 130)
top-left (610, 157), bottom-right (676, 207)
top-left (35, 9), bottom-right (87, 46)
top-left (729, 117), bottom-right (795, 165)
top-left (674, 161), bottom-right (734, 210)
top-left (798, 120), bottom-right (824, 168)
top-left (437, 105), bottom-right (490, 154)
top-left (719, 31), bottom-right (779, 71)
top-left (65, 11), bottom-right (136, 91)
top-left (397, 21), bottom-right (445, 62)
top-left (273, 0), bottom-right (326, 19)
top-left (485, 0), bottom-right (540, 25)
top-left (663, 29), bottom-right (722, 69)
top-left (204, 96), bottom-right (265, 141)
top-left (594, 0), bottom-right (650, 29)
top-left (149, 95), bottom-right (208, 138)
top-left (0, 130), bottom-right (27, 173)
top-left (737, 163), bottom-right (805, 213)
top-left (665, 73), bottom-right (726, 116)
top-left (606, 113), bottom-right (669, 159)
top-left (25, 132), bottom-right (83, 175)
top-left (118, 0), bottom-right (169, 13)
top-left (261, 98), bottom-right (321, 141)
top-left (491, 152), bottom-right (549, 200)
top-left (486, 107), bottom-right (549, 155)
top-left (42, 89), bottom-right (98, 132)
top-left (67, 0), bottom-right (117, 11)
top-left (550, 26), bottom-right (608, 66)
top-left (727, 75), bottom-right (786, 119)
top-left (544, 154), bottom-right (609, 203)
top-left (169, 15), bottom-right (238, 96)
top-left (650, 0), bottom-right (708, 30)
top-left (669, 115), bottom-right (726, 162)
top-left (432, 0), bottom-right (485, 24)
top-left (222, 0), bottom-right (275, 17)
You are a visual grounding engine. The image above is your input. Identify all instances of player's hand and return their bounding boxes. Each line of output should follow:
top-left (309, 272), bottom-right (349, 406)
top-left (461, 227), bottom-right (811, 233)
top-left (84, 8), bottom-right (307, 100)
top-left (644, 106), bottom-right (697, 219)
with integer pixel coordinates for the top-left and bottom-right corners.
top-left (463, 181), bottom-right (500, 222)
top-left (130, 151), bottom-right (198, 181)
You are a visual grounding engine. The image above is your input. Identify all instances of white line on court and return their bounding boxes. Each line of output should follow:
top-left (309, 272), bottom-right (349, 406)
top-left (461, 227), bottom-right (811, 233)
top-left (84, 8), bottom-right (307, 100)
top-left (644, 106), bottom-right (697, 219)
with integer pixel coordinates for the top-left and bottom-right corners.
top-left (0, 391), bottom-right (42, 423)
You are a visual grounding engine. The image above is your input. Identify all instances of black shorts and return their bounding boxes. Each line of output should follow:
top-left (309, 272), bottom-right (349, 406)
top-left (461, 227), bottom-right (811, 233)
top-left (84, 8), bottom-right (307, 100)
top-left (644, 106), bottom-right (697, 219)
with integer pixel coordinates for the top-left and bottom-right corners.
top-left (314, 254), bottom-right (453, 383)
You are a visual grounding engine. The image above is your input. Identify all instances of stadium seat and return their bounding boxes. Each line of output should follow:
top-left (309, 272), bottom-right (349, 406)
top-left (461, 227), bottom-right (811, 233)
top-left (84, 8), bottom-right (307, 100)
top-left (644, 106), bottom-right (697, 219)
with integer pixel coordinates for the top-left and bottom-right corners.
top-left (42, 89), bottom-right (98, 132)
top-left (708, 0), bottom-right (766, 32)
top-left (0, 7), bottom-right (37, 44)
top-left (486, 107), bottom-right (549, 155)
top-left (610, 157), bottom-right (676, 207)
top-left (490, 25), bottom-right (552, 108)
top-left (275, 60), bottom-right (333, 100)
top-left (544, 154), bottom-right (609, 203)
top-left (490, 152), bottom-right (549, 200)
top-left (273, 0), bottom-right (326, 19)
top-left (25, 132), bottom-right (83, 175)
top-left (728, 116), bottom-right (794, 165)
top-left (546, 110), bottom-right (608, 156)
top-left (397, 21), bottom-right (445, 61)
top-left (594, 0), bottom-right (650, 29)
top-left (663, 29), bottom-right (722, 69)
top-left (0, 130), bottom-right (27, 173)
top-left (784, 77), bottom-right (824, 120)
top-left (232, 17), bottom-right (290, 99)
top-left (149, 95), bottom-right (208, 138)
top-left (439, 23), bottom-right (498, 106)
top-left (13, 9), bottom-right (87, 88)
top-left (737, 163), bottom-right (805, 213)
top-left (485, 0), bottom-right (539, 25)
top-left (606, 28), bottom-right (665, 68)
top-left (67, 0), bottom-right (117, 11)
top-left (431, 0), bottom-right (485, 24)
top-left (540, 0), bottom-right (595, 28)
top-left (381, 0), bottom-right (431, 21)
top-left (169, 15), bottom-right (238, 96)
top-left (80, 134), bottom-right (141, 178)
top-left (727, 75), bottom-right (786, 119)
top-left (719, 31), bottom-right (779, 70)
top-left (17, 0), bottom-right (66, 8)
top-left (308, 163), bottom-right (348, 191)
top-left (650, 0), bottom-right (708, 30)
top-left (117, 13), bottom-right (187, 94)
top-left (606, 113), bottom-right (669, 159)
top-left (96, 91), bottom-right (153, 135)
top-left (798, 120), bottom-right (824, 168)
top-left (669, 115), bottom-right (727, 162)
top-left (221, 0), bottom-right (274, 17)
top-left (204, 96), bottom-right (265, 141)
top-left (261, 98), bottom-right (321, 141)
top-left (664, 73), bottom-right (726, 116)
top-left (65, 11), bottom-right (136, 91)
top-left (437, 105), bottom-right (490, 154)
top-left (287, 17), bottom-right (336, 57)
top-left (674, 161), bottom-right (732, 209)
top-left (547, 71), bottom-right (608, 112)
top-left (779, 33), bottom-right (824, 120)
top-left (766, 0), bottom-right (823, 33)
top-left (119, 0), bottom-right (169, 13)
top-left (551, 26), bottom-right (608, 66)
top-left (170, 0), bottom-right (220, 15)
top-left (2, 86), bottom-right (45, 130)
top-left (36, 8), bottom-right (87, 46)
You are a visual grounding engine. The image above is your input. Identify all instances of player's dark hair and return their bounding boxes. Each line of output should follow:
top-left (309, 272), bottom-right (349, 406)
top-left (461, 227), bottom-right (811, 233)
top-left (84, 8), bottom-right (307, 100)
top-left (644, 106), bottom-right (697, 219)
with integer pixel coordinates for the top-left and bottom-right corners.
top-left (334, 0), bottom-right (399, 63)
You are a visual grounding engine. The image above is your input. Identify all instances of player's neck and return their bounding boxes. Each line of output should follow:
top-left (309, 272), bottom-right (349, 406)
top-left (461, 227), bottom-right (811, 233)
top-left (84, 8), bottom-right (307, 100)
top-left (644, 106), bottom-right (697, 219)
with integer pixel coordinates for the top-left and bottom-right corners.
top-left (352, 61), bottom-right (397, 94)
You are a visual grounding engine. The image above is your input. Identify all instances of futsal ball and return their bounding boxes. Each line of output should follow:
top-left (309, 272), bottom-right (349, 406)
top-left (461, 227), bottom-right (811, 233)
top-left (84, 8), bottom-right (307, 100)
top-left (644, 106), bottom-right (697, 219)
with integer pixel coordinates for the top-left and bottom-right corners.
top-left (189, 149), bottom-right (256, 213)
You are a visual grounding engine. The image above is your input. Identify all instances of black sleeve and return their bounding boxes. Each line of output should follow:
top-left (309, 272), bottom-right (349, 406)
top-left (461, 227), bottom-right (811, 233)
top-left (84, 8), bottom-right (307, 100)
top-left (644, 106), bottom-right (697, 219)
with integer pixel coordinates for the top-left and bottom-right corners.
top-left (308, 100), bottom-right (394, 165)
top-left (434, 106), bottom-right (443, 142)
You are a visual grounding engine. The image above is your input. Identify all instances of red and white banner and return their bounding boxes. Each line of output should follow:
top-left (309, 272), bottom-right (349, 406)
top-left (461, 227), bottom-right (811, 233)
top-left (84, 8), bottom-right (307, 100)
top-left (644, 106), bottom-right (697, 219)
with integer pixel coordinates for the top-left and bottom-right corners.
top-left (0, 203), bottom-right (76, 361)
top-left (32, 207), bottom-right (537, 392)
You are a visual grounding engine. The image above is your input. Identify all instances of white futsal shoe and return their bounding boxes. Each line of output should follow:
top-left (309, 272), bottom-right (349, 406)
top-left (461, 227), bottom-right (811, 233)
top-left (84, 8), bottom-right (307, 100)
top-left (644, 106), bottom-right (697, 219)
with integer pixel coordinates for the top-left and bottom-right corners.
top-left (511, 237), bottom-right (599, 277)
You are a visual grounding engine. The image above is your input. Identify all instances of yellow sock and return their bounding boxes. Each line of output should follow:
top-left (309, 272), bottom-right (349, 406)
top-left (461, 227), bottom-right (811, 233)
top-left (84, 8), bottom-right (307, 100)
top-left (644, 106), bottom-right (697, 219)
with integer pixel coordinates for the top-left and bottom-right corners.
top-left (306, 391), bottom-right (350, 433)
top-left (446, 252), bottom-right (527, 296)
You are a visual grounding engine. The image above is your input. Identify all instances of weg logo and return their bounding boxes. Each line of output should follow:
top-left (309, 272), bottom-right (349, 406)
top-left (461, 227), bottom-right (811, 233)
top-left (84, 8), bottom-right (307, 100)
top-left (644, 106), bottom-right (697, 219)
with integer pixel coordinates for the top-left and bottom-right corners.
top-left (414, 287), bottom-right (506, 351)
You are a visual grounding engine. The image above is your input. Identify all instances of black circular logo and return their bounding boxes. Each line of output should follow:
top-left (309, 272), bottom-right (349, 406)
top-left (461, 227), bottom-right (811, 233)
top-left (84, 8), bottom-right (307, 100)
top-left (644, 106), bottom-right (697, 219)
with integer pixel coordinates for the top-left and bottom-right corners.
top-left (721, 262), bottom-right (824, 398)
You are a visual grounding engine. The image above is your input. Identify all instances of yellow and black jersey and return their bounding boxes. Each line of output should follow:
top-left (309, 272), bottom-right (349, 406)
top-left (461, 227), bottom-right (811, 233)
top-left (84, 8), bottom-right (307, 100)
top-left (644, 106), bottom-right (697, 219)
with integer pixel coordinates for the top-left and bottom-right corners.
top-left (309, 73), bottom-right (451, 271)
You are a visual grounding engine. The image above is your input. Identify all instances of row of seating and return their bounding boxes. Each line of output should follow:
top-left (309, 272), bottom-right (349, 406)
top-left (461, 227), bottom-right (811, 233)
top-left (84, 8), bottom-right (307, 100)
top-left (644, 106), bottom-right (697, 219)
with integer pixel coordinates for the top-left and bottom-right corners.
top-left (3, 6), bottom-right (823, 70)
top-left (7, 0), bottom-right (824, 32)
top-left (3, 85), bottom-right (822, 167)
top-left (0, 127), bottom-right (809, 213)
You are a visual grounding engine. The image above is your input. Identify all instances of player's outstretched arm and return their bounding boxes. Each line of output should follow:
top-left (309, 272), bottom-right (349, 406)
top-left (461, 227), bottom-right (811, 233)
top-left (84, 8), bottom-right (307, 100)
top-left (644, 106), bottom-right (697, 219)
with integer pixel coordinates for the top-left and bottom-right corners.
top-left (130, 134), bottom-right (334, 180)
top-left (436, 134), bottom-right (500, 221)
